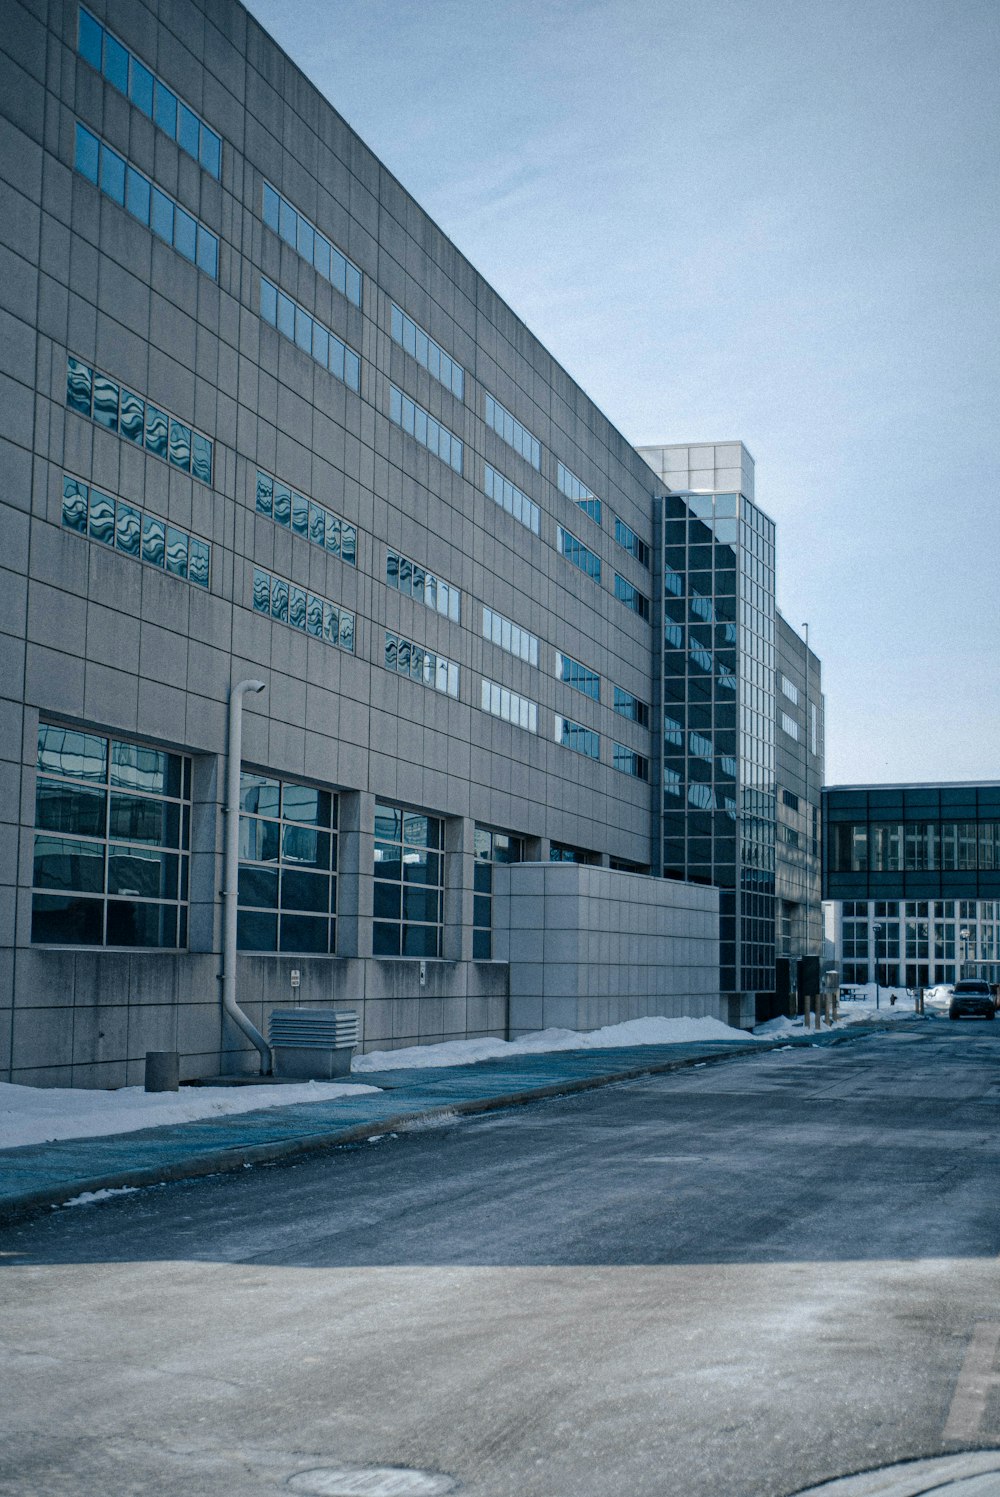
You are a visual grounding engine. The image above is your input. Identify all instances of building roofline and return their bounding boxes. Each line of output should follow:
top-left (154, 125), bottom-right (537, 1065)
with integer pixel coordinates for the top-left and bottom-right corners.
top-left (824, 781), bottom-right (1000, 792)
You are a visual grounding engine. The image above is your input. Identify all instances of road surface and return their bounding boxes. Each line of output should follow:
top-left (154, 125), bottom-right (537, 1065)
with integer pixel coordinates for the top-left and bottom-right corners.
top-left (2, 1020), bottom-right (999, 1496)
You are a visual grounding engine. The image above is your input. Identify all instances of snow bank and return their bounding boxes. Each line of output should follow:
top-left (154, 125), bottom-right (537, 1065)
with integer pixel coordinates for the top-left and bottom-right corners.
top-left (352, 1014), bottom-right (760, 1073)
top-left (0, 1078), bottom-right (381, 1150)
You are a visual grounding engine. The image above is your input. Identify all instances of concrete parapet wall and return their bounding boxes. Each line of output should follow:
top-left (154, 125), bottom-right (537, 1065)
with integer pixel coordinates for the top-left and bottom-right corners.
top-left (493, 863), bottom-right (721, 1035)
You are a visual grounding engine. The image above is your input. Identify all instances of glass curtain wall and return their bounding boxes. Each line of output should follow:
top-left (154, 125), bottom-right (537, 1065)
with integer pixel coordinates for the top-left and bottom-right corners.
top-left (661, 491), bottom-right (776, 994)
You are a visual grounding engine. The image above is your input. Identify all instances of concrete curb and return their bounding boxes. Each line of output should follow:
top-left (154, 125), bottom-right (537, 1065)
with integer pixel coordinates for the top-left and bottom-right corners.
top-left (0, 1021), bottom-right (917, 1226)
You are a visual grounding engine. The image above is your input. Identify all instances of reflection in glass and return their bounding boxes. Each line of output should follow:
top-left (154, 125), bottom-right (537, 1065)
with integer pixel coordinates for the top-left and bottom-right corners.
top-left (165, 527), bottom-right (188, 578)
top-left (66, 357), bottom-right (92, 417)
top-left (142, 514), bottom-right (165, 567)
top-left (191, 432), bottom-right (212, 484)
top-left (89, 491), bottom-right (115, 546)
top-left (168, 420), bottom-right (191, 471)
top-left (62, 477), bottom-right (88, 534)
top-left (92, 375), bottom-right (119, 432)
top-left (145, 405), bottom-right (168, 458)
top-left (188, 537), bottom-right (210, 587)
top-left (115, 501), bottom-right (141, 557)
top-left (119, 389), bottom-right (145, 443)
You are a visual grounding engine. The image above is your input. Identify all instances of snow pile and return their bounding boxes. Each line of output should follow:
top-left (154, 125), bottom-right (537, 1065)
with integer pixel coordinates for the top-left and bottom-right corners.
top-left (0, 1078), bottom-right (381, 1151)
top-left (352, 1014), bottom-right (760, 1073)
top-left (754, 984), bottom-right (931, 1037)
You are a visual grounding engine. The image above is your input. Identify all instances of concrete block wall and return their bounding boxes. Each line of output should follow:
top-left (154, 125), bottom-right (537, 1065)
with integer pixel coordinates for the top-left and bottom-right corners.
top-left (494, 863), bottom-right (721, 1035)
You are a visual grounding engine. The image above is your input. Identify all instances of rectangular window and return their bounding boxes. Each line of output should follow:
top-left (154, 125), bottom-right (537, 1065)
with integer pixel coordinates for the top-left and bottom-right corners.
top-left (780, 711), bottom-right (799, 741)
top-left (482, 607), bottom-right (538, 667)
top-left (237, 772), bottom-right (337, 954)
top-left (75, 123), bottom-right (218, 277)
top-left (252, 568), bottom-right (355, 653)
top-left (557, 526), bottom-right (601, 583)
top-left (373, 801), bottom-right (444, 958)
top-left (483, 463), bottom-right (540, 535)
top-left (390, 303), bottom-right (464, 399)
top-left (66, 356), bottom-right (213, 485)
top-left (780, 676), bottom-right (799, 705)
top-left (555, 716), bottom-right (600, 760)
top-left (388, 384), bottom-right (463, 472)
top-left (481, 678), bottom-right (538, 733)
top-left (78, 7), bottom-right (221, 178)
top-left (484, 393), bottom-right (541, 469)
top-left (612, 744), bottom-right (649, 780)
top-left (473, 825), bottom-right (524, 959)
top-left (32, 723), bottom-right (190, 948)
top-left (556, 651), bottom-right (599, 701)
top-left (255, 471), bottom-right (357, 566)
top-left (62, 475), bottom-right (209, 586)
top-left (384, 631), bottom-right (459, 697)
top-left (260, 277), bottom-right (360, 392)
top-left (781, 789), bottom-right (800, 810)
top-left (262, 182), bottom-right (362, 307)
top-left (614, 516), bottom-right (650, 568)
top-left (557, 462), bottom-right (601, 524)
top-left (550, 843), bottom-right (599, 864)
top-left (386, 549), bottom-right (460, 623)
top-left (614, 572), bottom-right (650, 620)
top-left (613, 686), bottom-right (649, 729)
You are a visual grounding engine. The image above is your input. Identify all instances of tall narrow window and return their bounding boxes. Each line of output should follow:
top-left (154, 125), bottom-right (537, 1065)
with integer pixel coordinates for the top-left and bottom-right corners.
top-left (373, 802), bottom-right (444, 958)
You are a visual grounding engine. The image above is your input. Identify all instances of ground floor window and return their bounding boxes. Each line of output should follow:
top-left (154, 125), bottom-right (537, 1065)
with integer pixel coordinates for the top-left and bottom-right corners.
top-left (373, 802), bottom-right (444, 957)
top-left (238, 772), bottom-right (337, 953)
top-left (31, 723), bottom-right (190, 947)
top-left (473, 826), bottom-right (523, 958)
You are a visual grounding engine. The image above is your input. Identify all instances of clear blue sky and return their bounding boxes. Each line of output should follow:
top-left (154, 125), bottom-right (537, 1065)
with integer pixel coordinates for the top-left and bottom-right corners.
top-left (244, 0), bottom-right (1000, 786)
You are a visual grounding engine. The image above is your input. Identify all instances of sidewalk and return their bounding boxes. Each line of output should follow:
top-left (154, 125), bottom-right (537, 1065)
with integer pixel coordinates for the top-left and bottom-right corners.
top-left (0, 1020), bottom-right (914, 1225)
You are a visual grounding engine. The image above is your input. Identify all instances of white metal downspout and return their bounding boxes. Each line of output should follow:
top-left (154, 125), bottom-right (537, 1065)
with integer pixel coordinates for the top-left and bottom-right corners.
top-left (222, 678), bottom-right (271, 1073)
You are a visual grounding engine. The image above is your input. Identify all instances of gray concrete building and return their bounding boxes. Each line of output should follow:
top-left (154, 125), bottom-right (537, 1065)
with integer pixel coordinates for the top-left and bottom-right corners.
top-left (1, 0), bottom-right (737, 1087)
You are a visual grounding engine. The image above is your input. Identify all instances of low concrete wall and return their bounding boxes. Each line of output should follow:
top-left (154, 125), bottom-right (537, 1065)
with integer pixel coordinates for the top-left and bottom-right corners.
top-left (493, 863), bottom-right (721, 1036)
top-left (6, 947), bottom-right (508, 1087)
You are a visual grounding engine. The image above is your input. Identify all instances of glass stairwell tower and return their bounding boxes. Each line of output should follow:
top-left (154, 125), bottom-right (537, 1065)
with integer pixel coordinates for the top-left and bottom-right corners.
top-left (639, 443), bottom-right (777, 1009)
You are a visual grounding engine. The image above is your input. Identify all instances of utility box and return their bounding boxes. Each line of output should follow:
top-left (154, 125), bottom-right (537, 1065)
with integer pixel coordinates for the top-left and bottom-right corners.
top-left (268, 1009), bottom-right (359, 1080)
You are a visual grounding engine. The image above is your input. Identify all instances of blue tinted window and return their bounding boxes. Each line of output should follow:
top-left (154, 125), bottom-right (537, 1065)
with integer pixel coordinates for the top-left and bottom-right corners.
top-left (154, 79), bottom-right (177, 138)
top-left (390, 303), bottom-right (464, 401)
top-left (78, 8), bottom-right (102, 70)
top-left (129, 57), bottom-right (154, 117)
top-left (74, 122), bottom-right (99, 183)
top-left (196, 225), bottom-right (217, 278)
top-left (174, 206), bottom-right (197, 262)
top-left (260, 277), bottom-right (361, 393)
top-left (77, 10), bottom-right (219, 178)
top-left (125, 166), bottom-right (150, 223)
top-left (262, 182), bottom-right (363, 308)
top-left (199, 126), bottom-right (221, 178)
top-left (99, 143), bottom-right (126, 204)
top-left (103, 32), bottom-right (129, 94)
top-left (150, 186), bottom-right (173, 242)
top-left (178, 102), bottom-right (200, 160)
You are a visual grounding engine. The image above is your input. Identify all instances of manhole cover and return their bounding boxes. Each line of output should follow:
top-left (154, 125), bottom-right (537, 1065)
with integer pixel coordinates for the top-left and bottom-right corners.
top-left (288, 1467), bottom-right (459, 1497)
top-left (789, 1449), bottom-right (1000, 1496)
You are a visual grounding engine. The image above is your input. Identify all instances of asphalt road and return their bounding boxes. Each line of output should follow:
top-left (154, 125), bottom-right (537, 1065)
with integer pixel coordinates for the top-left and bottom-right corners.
top-left (2, 1020), bottom-right (999, 1497)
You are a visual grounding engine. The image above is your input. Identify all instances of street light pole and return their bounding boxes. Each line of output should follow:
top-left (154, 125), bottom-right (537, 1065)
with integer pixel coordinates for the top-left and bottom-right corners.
top-left (960, 926), bottom-right (970, 980)
top-left (873, 922), bottom-right (882, 1010)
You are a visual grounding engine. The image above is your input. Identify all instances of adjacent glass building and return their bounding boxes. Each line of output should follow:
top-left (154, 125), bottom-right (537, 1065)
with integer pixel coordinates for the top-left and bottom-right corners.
top-left (823, 783), bottom-right (1000, 986)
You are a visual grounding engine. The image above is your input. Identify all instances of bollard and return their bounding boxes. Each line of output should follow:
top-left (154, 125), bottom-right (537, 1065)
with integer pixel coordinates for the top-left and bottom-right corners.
top-left (145, 1050), bottom-right (179, 1092)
